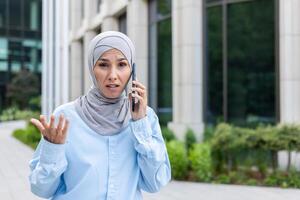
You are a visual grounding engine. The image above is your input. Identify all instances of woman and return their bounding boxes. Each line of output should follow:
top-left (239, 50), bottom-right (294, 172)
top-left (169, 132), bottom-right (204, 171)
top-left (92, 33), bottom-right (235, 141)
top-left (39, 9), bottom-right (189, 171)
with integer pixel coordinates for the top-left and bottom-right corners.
top-left (29, 31), bottom-right (171, 200)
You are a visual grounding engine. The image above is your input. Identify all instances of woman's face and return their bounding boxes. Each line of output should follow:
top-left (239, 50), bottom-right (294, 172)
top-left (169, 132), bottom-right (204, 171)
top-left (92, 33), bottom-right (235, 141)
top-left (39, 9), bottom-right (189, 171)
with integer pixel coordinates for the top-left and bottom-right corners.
top-left (93, 48), bottom-right (131, 98)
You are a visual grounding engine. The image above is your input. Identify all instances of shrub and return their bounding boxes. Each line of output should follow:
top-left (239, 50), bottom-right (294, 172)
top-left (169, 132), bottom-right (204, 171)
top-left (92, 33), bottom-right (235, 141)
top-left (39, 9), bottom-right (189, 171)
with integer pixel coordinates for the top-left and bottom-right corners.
top-left (188, 143), bottom-right (212, 182)
top-left (0, 106), bottom-right (40, 122)
top-left (166, 140), bottom-right (188, 180)
top-left (6, 68), bottom-right (39, 109)
top-left (161, 127), bottom-right (176, 142)
top-left (12, 121), bottom-right (41, 149)
top-left (185, 128), bottom-right (197, 151)
top-left (203, 125), bottom-right (215, 142)
top-left (0, 106), bottom-right (18, 121)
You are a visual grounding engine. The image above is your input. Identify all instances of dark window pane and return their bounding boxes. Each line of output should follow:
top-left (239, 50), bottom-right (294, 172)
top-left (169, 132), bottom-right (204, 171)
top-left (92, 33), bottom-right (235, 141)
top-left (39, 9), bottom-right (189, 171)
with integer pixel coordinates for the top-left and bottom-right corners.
top-left (9, 0), bottom-right (22, 28)
top-left (0, 38), bottom-right (8, 59)
top-left (97, 0), bottom-right (102, 13)
top-left (157, 18), bottom-right (172, 125)
top-left (118, 13), bottom-right (127, 34)
top-left (207, 5), bottom-right (223, 124)
top-left (157, 0), bottom-right (171, 18)
top-left (24, 0), bottom-right (40, 31)
top-left (0, 0), bottom-right (7, 28)
top-left (227, 0), bottom-right (275, 125)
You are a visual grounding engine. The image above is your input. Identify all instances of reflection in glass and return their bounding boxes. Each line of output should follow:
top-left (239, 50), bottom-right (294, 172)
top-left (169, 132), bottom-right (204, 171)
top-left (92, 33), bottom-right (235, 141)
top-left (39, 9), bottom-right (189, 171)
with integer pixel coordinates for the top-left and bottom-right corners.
top-left (30, 0), bottom-right (38, 30)
top-left (157, 18), bottom-right (172, 125)
top-left (118, 13), bottom-right (127, 34)
top-left (227, 0), bottom-right (275, 125)
top-left (0, 61), bottom-right (8, 71)
top-left (206, 0), bottom-right (276, 126)
top-left (157, 0), bottom-right (171, 18)
top-left (9, 0), bottom-right (21, 28)
top-left (207, 6), bottom-right (223, 124)
top-left (0, 1), bottom-right (7, 28)
top-left (0, 38), bottom-right (8, 59)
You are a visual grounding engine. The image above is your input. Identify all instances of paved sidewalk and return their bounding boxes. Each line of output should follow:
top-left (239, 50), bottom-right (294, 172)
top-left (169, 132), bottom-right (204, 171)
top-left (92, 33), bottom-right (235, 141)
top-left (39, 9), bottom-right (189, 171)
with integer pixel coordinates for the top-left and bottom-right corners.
top-left (1, 120), bottom-right (300, 200)
top-left (0, 120), bottom-right (40, 200)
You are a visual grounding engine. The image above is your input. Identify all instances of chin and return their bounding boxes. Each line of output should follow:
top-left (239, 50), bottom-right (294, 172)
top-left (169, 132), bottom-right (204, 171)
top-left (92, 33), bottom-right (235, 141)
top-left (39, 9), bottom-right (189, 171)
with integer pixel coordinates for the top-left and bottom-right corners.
top-left (104, 92), bottom-right (122, 99)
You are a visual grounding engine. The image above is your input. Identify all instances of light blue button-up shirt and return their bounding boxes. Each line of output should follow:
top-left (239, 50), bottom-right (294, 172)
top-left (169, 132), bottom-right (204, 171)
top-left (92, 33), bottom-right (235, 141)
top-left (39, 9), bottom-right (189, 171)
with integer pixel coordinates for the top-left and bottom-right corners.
top-left (29, 102), bottom-right (171, 200)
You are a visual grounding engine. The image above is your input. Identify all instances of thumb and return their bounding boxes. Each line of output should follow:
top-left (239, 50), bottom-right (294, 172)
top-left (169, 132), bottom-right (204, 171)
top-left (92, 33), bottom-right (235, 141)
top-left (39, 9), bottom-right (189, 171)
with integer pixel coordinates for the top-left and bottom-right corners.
top-left (128, 92), bottom-right (132, 104)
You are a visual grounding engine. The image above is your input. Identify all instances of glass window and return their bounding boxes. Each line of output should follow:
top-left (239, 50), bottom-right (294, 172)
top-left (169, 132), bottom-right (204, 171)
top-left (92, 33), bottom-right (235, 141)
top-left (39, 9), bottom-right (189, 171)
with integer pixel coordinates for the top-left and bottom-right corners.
top-left (11, 61), bottom-right (21, 73)
top-left (9, 0), bottom-right (21, 28)
top-left (0, 38), bottom-right (8, 59)
top-left (206, 0), bottom-right (276, 126)
top-left (157, 0), bottom-right (171, 18)
top-left (0, 61), bottom-right (8, 71)
top-left (206, 6), bottom-right (223, 124)
top-left (30, 0), bottom-right (38, 30)
top-left (227, 0), bottom-right (275, 125)
top-left (0, 0), bottom-right (7, 28)
top-left (157, 18), bottom-right (172, 124)
top-left (149, 0), bottom-right (172, 125)
top-left (118, 13), bottom-right (127, 34)
top-left (97, 0), bottom-right (102, 13)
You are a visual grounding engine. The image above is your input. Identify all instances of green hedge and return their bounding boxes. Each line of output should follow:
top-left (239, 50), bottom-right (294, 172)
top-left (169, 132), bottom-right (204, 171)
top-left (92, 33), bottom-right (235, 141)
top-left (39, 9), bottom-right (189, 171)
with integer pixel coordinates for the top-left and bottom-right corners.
top-left (166, 140), bottom-right (189, 180)
top-left (188, 143), bottom-right (212, 182)
top-left (165, 124), bottom-right (300, 188)
top-left (12, 122), bottom-right (41, 149)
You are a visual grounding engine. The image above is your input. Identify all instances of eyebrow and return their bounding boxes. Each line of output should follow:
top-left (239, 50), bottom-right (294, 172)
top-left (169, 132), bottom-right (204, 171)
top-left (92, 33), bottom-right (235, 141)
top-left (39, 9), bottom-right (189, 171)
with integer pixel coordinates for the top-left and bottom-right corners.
top-left (98, 58), bottom-right (127, 62)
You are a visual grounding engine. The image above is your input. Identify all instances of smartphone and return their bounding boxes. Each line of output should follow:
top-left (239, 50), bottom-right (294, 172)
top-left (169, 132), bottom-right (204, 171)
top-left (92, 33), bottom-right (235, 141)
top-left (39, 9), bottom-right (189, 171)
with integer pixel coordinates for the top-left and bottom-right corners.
top-left (132, 63), bottom-right (136, 112)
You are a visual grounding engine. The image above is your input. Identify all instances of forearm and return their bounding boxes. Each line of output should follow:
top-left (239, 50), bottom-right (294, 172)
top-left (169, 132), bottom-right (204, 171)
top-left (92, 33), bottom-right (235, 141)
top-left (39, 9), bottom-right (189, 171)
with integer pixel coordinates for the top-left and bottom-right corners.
top-left (29, 137), bottom-right (67, 198)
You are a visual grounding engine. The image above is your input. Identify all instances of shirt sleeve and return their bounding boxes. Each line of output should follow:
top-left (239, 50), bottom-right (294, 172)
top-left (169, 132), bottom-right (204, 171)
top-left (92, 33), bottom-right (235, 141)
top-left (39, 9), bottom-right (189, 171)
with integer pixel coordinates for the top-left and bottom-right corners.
top-left (130, 107), bottom-right (171, 193)
top-left (29, 108), bottom-right (68, 198)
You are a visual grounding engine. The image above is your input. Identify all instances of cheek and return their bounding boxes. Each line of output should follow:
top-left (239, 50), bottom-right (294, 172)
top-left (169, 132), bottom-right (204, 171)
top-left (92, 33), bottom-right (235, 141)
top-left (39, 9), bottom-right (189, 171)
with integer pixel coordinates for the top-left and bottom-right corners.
top-left (94, 69), bottom-right (105, 82)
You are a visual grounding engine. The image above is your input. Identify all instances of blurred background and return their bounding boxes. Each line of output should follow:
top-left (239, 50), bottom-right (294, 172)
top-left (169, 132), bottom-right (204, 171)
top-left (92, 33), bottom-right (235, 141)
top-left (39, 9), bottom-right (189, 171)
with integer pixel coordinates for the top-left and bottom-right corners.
top-left (1, 0), bottom-right (300, 197)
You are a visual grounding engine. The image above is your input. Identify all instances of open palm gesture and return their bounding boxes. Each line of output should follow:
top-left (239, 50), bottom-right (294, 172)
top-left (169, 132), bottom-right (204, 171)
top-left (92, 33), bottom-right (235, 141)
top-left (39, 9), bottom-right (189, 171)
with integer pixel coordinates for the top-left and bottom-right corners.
top-left (30, 114), bottom-right (69, 144)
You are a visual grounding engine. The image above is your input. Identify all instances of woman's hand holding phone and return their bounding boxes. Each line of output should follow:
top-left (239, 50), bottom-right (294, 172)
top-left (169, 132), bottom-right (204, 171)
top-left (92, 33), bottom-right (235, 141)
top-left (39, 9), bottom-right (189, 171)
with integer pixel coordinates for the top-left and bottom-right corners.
top-left (30, 114), bottom-right (69, 144)
top-left (130, 63), bottom-right (147, 121)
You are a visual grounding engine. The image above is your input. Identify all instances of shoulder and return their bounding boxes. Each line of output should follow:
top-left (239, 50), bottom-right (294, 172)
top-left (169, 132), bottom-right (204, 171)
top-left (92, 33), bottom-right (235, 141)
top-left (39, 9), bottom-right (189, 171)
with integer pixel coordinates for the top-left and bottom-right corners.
top-left (52, 101), bottom-right (76, 116)
top-left (146, 106), bottom-right (159, 123)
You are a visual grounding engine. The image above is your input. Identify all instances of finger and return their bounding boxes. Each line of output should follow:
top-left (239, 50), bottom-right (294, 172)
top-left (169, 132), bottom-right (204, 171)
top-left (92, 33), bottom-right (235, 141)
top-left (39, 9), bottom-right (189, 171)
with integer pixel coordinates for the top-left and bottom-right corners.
top-left (132, 92), bottom-right (143, 103)
top-left (132, 87), bottom-right (145, 96)
top-left (132, 81), bottom-right (146, 90)
top-left (57, 114), bottom-right (64, 131)
top-left (49, 115), bottom-right (55, 129)
top-left (40, 115), bottom-right (48, 129)
top-left (30, 118), bottom-right (45, 134)
top-left (62, 119), bottom-right (69, 135)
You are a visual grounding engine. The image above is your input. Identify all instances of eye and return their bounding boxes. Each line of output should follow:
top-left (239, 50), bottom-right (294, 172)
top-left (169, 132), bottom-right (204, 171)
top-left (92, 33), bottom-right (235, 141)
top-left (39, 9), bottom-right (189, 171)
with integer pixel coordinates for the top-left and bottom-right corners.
top-left (119, 62), bottom-right (128, 67)
top-left (98, 62), bottom-right (108, 67)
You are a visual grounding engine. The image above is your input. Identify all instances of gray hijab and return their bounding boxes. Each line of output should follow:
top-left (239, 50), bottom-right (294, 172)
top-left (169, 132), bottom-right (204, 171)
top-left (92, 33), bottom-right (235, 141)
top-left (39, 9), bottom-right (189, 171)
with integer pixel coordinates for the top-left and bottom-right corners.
top-left (74, 31), bottom-right (135, 136)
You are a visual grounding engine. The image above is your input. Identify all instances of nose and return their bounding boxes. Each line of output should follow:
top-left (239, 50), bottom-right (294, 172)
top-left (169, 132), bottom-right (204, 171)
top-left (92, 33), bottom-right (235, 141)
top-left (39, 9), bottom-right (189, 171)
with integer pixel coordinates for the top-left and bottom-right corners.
top-left (108, 67), bottom-right (117, 81)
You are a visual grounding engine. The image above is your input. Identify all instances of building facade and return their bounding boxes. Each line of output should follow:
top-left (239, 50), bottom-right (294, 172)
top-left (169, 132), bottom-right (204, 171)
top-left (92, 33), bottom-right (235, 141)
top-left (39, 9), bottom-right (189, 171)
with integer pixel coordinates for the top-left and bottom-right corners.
top-left (42, 0), bottom-right (300, 140)
top-left (0, 0), bottom-right (42, 111)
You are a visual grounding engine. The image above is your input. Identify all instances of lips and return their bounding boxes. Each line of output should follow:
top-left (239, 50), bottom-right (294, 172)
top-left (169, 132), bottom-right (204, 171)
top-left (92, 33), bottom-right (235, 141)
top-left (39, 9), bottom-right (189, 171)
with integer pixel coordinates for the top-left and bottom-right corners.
top-left (106, 84), bottom-right (120, 88)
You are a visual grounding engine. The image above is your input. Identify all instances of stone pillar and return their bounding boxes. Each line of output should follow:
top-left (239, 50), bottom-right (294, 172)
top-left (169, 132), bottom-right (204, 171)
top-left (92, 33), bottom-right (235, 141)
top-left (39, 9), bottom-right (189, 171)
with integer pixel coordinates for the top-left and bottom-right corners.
top-left (279, 0), bottom-right (300, 123)
top-left (168, 0), bottom-right (204, 141)
top-left (83, 31), bottom-right (97, 93)
top-left (70, 41), bottom-right (83, 100)
top-left (71, 0), bottom-right (81, 30)
top-left (127, 0), bottom-right (148, 89)
top-left (102, 16), bottom-right (119, 31)
top-left (278, 0), bottom-right (300, 171)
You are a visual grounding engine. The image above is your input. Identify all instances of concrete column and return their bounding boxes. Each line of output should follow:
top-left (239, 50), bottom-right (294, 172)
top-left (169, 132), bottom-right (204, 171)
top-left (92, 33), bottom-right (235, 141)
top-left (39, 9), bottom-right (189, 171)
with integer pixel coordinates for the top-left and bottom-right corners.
top-left (71, 0), bottom-right (81, 30)
top-left (168, 0), bottom-right (204, 141)
top-left (279, 0), bottom-right (300, 123)
top-left (70, 41), bottom-right (83, 100)
top-left (83, 31), bottom-right (97, 93)
top-left (127, 0), bottom-right (148, 89)
top-left (102, 16), bottom-right (119, 31)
